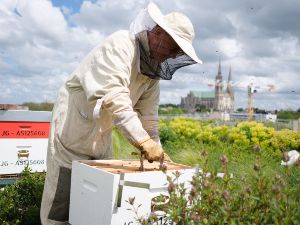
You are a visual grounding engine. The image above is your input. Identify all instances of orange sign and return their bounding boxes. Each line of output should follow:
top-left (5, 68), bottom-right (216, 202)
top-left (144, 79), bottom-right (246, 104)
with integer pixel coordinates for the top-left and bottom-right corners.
top-left (0, 122), bottom-right (50, 139)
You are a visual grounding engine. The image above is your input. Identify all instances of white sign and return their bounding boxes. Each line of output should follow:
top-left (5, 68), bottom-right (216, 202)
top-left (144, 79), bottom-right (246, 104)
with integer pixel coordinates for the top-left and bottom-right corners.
top-left (0, 138), bottom-right (47, 174)
top-left (0, 121), bottom-right (49, 175)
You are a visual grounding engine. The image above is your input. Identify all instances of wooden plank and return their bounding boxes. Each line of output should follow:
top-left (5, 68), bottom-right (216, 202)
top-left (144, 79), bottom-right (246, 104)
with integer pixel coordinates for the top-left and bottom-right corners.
top-left (79, 160), bottom-right (191, 174)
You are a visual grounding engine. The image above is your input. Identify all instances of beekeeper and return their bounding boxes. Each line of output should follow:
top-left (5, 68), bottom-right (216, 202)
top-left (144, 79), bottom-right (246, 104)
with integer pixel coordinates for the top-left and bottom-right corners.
top-left (40, 2), bottom-right (202, 224)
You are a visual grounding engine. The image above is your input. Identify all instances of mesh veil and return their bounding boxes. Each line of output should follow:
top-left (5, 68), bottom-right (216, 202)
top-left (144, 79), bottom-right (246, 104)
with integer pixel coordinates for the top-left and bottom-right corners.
top-left (136, 31), bottom-right (196, 80)
top-left (130, 6), bottom-right (196, 80)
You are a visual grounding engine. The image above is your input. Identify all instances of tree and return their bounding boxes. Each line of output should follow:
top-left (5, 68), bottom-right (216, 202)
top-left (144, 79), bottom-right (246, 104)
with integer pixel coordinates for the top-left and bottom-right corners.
top-left (277, 110), bottom-right (298, 119)
top-left (0, 167), bottom-right (45, 225)
top-left (22, 102), bottom-right (54, 111)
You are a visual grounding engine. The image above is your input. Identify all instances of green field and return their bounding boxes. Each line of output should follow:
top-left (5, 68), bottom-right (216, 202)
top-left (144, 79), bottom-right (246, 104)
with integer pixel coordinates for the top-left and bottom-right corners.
top-left (113, 119), bottom-right (300, 181)
top-left (112, 118), bottom-right (300, 224)
top-left (1, 118), bottom-right (299, 224)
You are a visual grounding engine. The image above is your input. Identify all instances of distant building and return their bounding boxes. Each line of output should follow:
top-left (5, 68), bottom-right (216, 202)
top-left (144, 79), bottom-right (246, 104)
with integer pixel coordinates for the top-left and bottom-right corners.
top-left (230, 112), bottom-right (277, 122)
top-left (180, 91), bottom-right (214, 113)
top-left (265, 113), bottom-right (277, 122)
top-left (181, 60), bottom-right (235, 113)
top-left (0, 104), bottom-right (28, 110)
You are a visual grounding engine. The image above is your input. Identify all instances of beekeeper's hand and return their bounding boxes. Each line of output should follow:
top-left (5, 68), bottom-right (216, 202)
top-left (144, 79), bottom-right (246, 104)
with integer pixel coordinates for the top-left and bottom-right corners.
top-left (140, 139), bottom-right (164, 162)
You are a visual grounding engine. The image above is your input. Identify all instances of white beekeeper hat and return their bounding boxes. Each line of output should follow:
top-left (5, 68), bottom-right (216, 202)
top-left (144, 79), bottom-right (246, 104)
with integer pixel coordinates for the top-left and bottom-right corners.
top-left (148, 2), bottom-right (202, 64)
top-left (130, 2), bottom-right (202, 64)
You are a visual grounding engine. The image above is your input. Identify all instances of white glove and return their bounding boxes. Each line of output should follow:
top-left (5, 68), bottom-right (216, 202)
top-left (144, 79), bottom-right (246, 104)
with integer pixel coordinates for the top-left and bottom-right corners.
top-left (139, 138), bottom-right (164, 162)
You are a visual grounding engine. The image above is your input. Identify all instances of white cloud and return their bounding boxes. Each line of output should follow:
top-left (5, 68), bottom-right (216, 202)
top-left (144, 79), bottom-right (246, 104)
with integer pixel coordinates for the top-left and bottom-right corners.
top-left (217, 38), bottom-right (242, 57)
top-left (0, 0), bottom-right (106, 103)
top-left (0, 0), bottom-right (299, 110)
top-left (70, 0), bottom-right (146, 34)
top-left (271, 36), bottom-right (300, 61)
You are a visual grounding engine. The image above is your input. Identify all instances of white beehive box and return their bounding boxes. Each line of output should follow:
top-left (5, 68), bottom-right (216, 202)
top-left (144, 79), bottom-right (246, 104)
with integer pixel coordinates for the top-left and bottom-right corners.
top-left (0, 110), bottom-right (51, 176)
top-left (69, 160), bottom-right (196, 225)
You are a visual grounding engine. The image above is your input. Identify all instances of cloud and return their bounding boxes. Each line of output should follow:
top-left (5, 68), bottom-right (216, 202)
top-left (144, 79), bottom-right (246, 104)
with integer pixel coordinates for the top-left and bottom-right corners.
top-left (217, 38), bottom-right (242, 58)
top-left (0, 0), bottom-right (299, 110)
top-left (70, 0), bottom-right (146, 34)
top-left (0, 0), bottom-right (105, 102)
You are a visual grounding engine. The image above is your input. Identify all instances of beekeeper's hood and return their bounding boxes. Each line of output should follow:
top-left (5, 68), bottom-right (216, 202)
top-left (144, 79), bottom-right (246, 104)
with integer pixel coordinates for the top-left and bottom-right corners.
top-left (130, 2), bottom-right (202, 80)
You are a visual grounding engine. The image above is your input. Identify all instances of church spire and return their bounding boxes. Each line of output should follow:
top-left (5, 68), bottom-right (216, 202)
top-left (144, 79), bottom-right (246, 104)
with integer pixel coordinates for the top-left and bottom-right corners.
top-left (228, 65), bottom-right (232, 82)
top-left (214, 58), bottom-right (223, 111)
top-left (226, 65), bottom-right (234, 97)
top-left (217, 58), bottom-right (222, 76)
top-left (215, 58), bottom-right (223, 81)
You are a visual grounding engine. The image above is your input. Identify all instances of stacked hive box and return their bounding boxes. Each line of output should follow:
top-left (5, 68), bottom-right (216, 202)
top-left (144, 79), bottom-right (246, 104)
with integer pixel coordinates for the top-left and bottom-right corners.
top-left (0, 110), bottom-right (51, 177)
top-left (69, 160), bottom-right (196, 225)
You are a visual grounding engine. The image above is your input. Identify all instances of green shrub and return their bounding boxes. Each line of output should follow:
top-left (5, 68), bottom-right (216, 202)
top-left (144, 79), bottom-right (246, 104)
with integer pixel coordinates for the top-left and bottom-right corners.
top-left (128, 148), bottom-right (300, 224)
top-left (270, 129), bottom-right (300, 152)
top-left (169, 117), bottom-right (202, 141)
top-left (0, 167), bottom-right (45, 225)
top-left (277, 110), bottom-right (300, 119)
top-left (212, 126), bottom-right (230, 142)
top-left (158, 108), bottom-right (186, 114)
top-left (159, 118), bottom-right (300, 158)
top-left (159, 125), bottom-right (177, 145)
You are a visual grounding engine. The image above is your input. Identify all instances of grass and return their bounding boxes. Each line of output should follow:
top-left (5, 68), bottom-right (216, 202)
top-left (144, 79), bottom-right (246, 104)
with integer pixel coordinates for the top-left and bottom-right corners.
top-left (112, 128), bottom-right (300, 187)
top-left (112, 128), bottom-right (139, 160)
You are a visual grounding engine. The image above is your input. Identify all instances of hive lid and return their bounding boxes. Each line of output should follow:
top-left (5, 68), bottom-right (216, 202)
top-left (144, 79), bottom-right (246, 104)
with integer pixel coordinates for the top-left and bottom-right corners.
top-left (78, 159), bottom-right (191, 174)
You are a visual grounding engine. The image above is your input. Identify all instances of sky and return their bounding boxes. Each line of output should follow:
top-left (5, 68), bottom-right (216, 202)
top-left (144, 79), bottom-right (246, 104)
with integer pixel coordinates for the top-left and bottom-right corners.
top-left (0, 0), bottom-right (299, 110)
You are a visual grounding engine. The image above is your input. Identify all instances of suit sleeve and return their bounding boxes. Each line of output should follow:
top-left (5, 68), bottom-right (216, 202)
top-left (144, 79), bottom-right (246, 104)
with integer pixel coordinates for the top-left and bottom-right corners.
top-left (134, 80), bottom-right (161, 144)
top-left (73, 33), bottom-right (150, 147)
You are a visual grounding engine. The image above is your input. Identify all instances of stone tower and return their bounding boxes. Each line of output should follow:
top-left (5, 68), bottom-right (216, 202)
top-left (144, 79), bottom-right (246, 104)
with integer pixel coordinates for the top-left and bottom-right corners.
top-left (224, 65), bottom-right (235, 112)
top-left (214, 59), bottom-right (223, 111)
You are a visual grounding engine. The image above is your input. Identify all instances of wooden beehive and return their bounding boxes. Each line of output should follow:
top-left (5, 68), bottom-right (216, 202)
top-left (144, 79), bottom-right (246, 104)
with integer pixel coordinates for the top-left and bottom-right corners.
top-left (69, 159), bottom-right (196, 225)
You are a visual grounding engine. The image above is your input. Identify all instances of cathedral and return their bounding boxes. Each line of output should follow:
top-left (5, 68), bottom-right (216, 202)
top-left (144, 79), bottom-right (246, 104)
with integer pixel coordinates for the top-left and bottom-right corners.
top-left (180, 61), bottom-right (235, 113)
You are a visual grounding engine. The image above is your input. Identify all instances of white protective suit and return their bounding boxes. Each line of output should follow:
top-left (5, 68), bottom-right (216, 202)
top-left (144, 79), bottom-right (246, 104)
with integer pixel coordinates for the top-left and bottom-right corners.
top-left (40, 30), bottom-right (160, 225)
